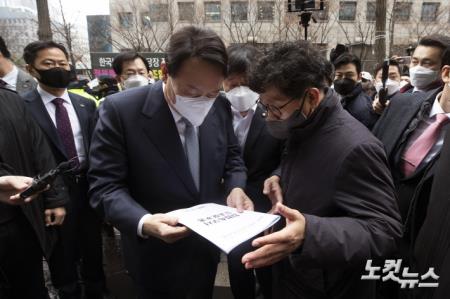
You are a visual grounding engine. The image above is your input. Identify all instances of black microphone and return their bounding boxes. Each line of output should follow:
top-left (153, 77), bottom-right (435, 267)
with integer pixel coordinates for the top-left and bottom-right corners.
top-left (379, 59), bottom-right (390, 105)
top-left (19, 158), bottom-right (79, 199)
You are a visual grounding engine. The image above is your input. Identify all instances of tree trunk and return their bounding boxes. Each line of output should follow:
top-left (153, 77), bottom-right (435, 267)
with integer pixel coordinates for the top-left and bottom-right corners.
top-left (36, 0), bottom-right (52, 41)
top-left (375, 0), bottom-right (387, 62)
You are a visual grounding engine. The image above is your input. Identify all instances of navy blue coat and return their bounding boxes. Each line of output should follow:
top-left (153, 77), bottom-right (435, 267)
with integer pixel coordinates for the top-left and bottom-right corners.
top-left (88, 81), bottom-right (247, 290)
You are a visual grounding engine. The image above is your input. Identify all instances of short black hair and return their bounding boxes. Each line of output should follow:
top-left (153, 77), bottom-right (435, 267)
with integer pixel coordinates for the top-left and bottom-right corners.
top-left (166, 26), bottom-right (227, 77)
top-left (23, 41), bottom-right (69, 65)
top-left (226, 44), bottom-right (262, 78)
top-left (373, 59), bottom-right (401, 78)
top-left (112, 51), bottom-right (150, 75)
top-left (333, 53), bottom-right (362, 74)
top-left (249, 41), bottom-right (328, 99)
top-left (418, 35), bottom-right (450, 53)
top-left (0, 36), bottom-right (11, 59)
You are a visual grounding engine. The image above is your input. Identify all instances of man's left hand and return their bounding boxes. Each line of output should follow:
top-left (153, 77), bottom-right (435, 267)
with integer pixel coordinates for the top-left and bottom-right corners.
top-left (44, 207), bottom-right (66, 226)
top-left (242, 203), bottom-right (305, 269)
top-left (226, 188), bottom-right (254, 212)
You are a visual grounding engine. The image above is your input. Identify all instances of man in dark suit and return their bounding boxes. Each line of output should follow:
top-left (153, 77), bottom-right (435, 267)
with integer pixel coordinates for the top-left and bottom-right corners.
top-left (373, 45), bottom-right (450, 298)
top-left (0, 86), bottom-right (67, 299)
top-left (223, 44), bottom-right (284, 299)
top-left (0, 36), bottom-right (36, 94)
top-left (412, 53), bottom-right (450, 299)
top-left (88, 26), bottom-right (253, 299)
top-left (332, 53), bottom-right (379, 129)
top-left (241, 41), bottom-right (402, 299)
top-left (21, 41), bottom-right (105, 299)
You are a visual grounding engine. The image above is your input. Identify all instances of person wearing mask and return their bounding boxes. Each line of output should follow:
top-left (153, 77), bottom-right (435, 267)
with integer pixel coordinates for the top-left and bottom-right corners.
top-left (373, 46), bottom-right (450, 298)
top-left (223, 44), bottom-right (284, 299)
top-left (21, 41), bottom-right (106, 299)
top-left (88, 26), bottom-right (253, 299)
top-left (332, 53), bottom-right (379, 129)
top-left (0, 86), bottom-right (67, 299)
top-left (0, 36), bottom-right (36, 94)
top-left (361, 71), bottom-right (377, 98)
top-left (400, 35), bottom-right (450, 94)
top-left (112, 51), bottom-right (153, 90)
top-left (372, 60), bottom-right (402, 114)
top-left (239, 41), bottom-right (402, 299)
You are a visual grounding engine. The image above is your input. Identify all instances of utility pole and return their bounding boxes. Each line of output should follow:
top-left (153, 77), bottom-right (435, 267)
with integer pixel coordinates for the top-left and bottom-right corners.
top-left (36, 0), bottom-right (52, 41)
top-left (375, 0), bottom-right (387, 62)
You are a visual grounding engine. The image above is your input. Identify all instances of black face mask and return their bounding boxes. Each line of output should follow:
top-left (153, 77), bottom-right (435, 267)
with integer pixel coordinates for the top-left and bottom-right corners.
top-left (333, 78), bottom-right (356, 96)
top-left (34, 67), bottom-right (72, 88)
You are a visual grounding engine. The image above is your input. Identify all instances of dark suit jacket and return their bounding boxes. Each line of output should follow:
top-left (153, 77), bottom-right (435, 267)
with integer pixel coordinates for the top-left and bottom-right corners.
top-left (413, 127), bottom-right (450, 299)
top-left (274, 89), bottom-right (402, 299)
top-left (87, 81), bottom-right (246, 289)
top-left (340, 83), bottom-right (379, 129)
top-left (241, 106), bottom-right (284, 212)
top-left (22, 89), bottom-right (97, 213)
top-left (372, 88), bottom-right (443, 245)
top-left (0, 87), bottom-right (68, 258)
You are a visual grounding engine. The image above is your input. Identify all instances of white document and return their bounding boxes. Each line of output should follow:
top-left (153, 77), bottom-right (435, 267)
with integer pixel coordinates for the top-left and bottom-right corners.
top-left (168, 203), bottom-right (280, 254)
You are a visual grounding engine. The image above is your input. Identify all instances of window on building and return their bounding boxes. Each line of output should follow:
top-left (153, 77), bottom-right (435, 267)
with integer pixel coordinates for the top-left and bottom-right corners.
top-left (366, 2), bottom-right (375, 22)
top-left (316, 4), bottom-right (329, 21)
top-left (339, 1), bottom-right (357, 21)
top-left (118, 12), bottom-right (133, 28)
top-left (204, 2), bottom-right (221, 22)
top-left (421, 2), bottom-right (440, 22)
top-left (178, 2), bottom-right (194, 22)
top-left (231, 1), bottom-right (248, 22)
top-left (141, 12), bottom-right (151, 27)
top-left (394, 2), bottom-right (412, 22)
top-left (150, 3), bottom-right (169, 22)
top-left (257, 1), bottom-right (274, 21)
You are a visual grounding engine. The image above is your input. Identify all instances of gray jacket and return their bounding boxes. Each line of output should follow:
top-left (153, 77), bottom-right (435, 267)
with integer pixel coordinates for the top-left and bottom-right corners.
top-left (16, 68), bottom-right (37, 95)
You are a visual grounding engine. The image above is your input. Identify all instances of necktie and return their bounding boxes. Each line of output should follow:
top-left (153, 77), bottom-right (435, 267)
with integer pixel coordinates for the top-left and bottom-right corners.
top-left (182, 118), bottom-right (200, 190)
top-left (402, 113), bottom-right (450, 177)
top-left (52, 98), bottom-right (79, 164)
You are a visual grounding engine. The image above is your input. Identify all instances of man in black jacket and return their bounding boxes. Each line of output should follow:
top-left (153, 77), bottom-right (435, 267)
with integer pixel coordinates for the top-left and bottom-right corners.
top-left (241, 42), bottom-right (402, 299)
top-left (332, 53), bottom-right (379, 129)
top-left (22, 41), bottom-right (105, 299)
top-left (0, 86), bottom-right (67, 299)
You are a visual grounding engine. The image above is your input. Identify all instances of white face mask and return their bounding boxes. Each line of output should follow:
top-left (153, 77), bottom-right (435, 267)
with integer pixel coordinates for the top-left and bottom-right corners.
top-left (409, 65), bottom-right (440, 90)
top-left (226, 86), bottom-right (259, 112)
top-left (173, 95), bottom-right (216, 127)
top-left (123, 75), bottom-right (149, 89)
top-left (375, 79), bottom-right (401, 96)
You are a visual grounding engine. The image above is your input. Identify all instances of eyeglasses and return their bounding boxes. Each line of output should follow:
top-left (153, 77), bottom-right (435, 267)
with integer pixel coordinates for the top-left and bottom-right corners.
top-left (256, 97), bottom-right (296, 120)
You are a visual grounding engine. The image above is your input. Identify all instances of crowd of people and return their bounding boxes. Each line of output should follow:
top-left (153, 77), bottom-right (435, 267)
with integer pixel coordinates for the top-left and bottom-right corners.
top-left (0, 25), bottom-right (449, 299)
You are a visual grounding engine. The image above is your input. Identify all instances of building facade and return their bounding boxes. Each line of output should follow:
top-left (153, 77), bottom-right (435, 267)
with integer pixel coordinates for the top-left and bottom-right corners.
top-left (0, 5), bottom-right (37, 61)
top-left (109, 0), bottom-right (450, 69)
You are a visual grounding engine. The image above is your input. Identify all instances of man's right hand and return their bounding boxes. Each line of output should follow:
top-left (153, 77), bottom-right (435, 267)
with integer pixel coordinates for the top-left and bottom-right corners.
top-left (373, 95), bottom-right (390, 115)
top-left (0, 176), bottom-right (36, 205)
top-left (142, 214), bottom-right (191, 243)
top-left (263, 175), bottom-right (283, 214)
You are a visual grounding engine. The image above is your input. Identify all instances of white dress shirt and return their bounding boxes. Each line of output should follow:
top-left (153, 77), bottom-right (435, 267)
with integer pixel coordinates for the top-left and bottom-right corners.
top-left (37, 85), bottom-right (86, 163)
top-left (402, 92), bottom-right (450, 170)
top-left (137, 86), bottom-right (199, 238)
top-left (231, 104), bottom-right (257, 149)
top-left (1, 65), bottom-right (18, 91)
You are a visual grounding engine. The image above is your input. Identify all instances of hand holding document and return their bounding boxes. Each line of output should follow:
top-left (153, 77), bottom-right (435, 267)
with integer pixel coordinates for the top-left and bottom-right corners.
top-left (168, 203), bottom-right (280, 254)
